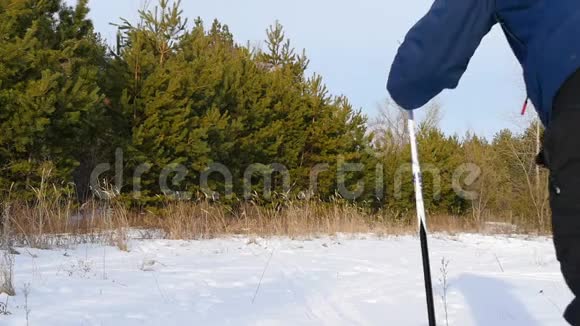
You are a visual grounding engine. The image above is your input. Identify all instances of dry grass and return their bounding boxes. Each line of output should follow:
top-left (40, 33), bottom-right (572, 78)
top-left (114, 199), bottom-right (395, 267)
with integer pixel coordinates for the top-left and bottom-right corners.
top-left (0, 251), bottom-right (15, 296)
top-left (3, 198), bottom-right (509, 244)
top-left (0, 184), bottom-right (549, 249)
top-left (7, 200), bottom-right (129, 249)
top-left (155, 201), bottom-right (404, 239)
top-left (3, 197), bottom-right (483, 244)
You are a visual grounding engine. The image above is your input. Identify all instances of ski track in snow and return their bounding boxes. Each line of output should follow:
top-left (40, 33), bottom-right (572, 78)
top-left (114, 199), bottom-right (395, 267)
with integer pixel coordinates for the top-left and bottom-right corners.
top-left (0, 234), bottom-right (571, 325)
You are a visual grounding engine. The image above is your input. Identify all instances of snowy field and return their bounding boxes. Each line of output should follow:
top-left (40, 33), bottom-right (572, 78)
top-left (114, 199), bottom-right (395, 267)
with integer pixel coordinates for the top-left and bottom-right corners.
top-left (1, 234), bottom-right (572, 325)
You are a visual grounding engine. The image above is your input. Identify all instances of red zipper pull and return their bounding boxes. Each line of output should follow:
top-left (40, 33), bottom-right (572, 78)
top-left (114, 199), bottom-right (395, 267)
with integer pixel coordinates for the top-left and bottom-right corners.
top-left (521, 97), bottom-right (529, 116)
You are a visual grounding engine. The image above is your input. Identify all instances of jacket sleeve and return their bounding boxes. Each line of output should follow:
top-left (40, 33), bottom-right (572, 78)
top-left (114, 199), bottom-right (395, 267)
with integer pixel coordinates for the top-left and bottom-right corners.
top-left (387, 0), bottom-right (496, 110)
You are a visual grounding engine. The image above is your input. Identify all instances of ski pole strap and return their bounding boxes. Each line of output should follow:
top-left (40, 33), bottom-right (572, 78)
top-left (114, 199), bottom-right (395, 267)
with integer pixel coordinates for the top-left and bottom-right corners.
top-left (521, 97), bottom-right (529, 116)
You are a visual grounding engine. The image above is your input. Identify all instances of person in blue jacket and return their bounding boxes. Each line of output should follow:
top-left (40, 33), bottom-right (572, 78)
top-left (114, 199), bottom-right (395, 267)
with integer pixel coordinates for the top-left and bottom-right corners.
top-left (387, 1), bottom-right (580, 324)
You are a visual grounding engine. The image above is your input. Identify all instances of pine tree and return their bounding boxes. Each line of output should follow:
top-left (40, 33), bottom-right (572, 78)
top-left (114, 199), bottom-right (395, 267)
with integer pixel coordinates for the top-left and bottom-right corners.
top-left (0, 0), bottom-right (107, 199)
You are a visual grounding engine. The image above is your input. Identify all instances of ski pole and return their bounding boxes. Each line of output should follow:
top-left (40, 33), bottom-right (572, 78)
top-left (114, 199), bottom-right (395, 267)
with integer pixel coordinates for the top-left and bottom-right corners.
top-left (407, 110), bottom-right (436, 326)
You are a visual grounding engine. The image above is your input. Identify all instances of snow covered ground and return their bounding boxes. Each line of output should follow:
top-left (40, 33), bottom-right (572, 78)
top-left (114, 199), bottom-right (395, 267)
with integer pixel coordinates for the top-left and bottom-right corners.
top-left (1, 233), bottom-right (572, 325)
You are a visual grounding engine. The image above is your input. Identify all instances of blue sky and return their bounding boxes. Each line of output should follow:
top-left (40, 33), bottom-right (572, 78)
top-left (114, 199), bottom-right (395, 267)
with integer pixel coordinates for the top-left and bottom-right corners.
top-left (81, 0), bottom-right (529, 138)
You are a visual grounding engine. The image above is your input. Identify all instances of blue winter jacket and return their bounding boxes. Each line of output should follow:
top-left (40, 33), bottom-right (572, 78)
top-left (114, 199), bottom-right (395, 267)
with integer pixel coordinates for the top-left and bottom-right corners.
top-left (387, 0), bottom-right (580, 125)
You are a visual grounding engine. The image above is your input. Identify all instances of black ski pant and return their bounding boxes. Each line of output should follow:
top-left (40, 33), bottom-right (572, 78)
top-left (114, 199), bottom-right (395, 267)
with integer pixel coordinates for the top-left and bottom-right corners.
top-left (543, 68), bottom-right (580, 325)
